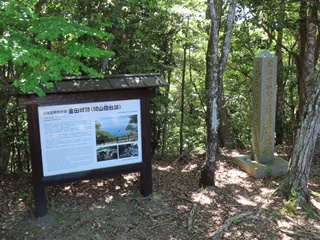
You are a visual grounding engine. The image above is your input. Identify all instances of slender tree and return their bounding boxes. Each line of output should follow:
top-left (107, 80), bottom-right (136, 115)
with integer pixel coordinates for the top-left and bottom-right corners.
top-left (180, 25), bottom-right (188, 155)
top-left (275, 0), bottom-right (286, 145)
top-left (199, 0), bottom-right (237, 187)
top-left (279, 76), bottom-right (320, 203)
top-left (278, 0), bottom-right (320, 203)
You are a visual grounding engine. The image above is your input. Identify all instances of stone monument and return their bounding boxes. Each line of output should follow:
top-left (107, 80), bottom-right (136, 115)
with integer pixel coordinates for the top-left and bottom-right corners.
top-left (233, 50), bottom-right (288, 178)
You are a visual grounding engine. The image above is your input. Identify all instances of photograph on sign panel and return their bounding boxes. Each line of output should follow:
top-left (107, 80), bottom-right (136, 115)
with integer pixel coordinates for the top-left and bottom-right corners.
top-left (119, 143), bottom-right (139, 159)
top-left (96, 145), bottom-right (118, 161)
top-left (95, 114), bottom-right (138, 146)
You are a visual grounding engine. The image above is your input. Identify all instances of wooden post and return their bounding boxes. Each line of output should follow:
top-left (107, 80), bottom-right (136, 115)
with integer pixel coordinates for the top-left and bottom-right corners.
top-left (26, 104), bottom-right (47, 217)
top-left (140, 91), bottom-right (153, 196)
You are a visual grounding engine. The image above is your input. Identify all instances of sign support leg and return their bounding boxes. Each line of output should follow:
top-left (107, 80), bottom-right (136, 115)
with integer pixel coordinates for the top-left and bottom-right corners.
top-left (140, 95), bottom-right (153, 196)
top-left (26, 104), bottom-right (48, 217)
top-left (33, 183), bottom-right (47, 217)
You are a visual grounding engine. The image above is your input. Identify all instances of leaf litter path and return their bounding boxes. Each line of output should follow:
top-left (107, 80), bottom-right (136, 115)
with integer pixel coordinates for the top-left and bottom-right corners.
top-left (1, 149), bottom-right (320, 239)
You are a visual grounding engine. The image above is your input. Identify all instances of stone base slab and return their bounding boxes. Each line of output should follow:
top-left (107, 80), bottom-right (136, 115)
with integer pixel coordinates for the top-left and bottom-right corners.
top-left (233, 155), bottom-right (288, 178)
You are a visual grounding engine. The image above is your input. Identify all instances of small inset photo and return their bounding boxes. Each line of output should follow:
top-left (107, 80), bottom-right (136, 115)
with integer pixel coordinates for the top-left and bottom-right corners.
top-left (119, 143), bottom-right (138, 159)
top-left (95, 115), bottom-right (138, 146)
top-left (97, 146), bottom-right (118, 161)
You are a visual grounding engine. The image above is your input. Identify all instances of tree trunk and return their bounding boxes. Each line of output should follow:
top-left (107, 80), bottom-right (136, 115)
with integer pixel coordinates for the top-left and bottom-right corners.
top-left (161, 72), bottom-right (171, 157)
top-left (0, 102), bottom-right (7, 173)
top-left (179, 44), bottom-right (187, 155)
top-left (217, 0), bottom-right (237, 149)
top-left (0, 24), bottom-right (10, 172)
top-left (275, 0), bottom-right (285, 145)
top-left (199, 0), bottom-right (220, 187)
top-left (200, 0), bottom-right (237, 187)
top-left (161, 40), bottom-right (173, 157)
top-left (218, 96), bottom-right (233, 148)
top-left (0, 70), bottom-right (9, 174)
top-left (279, 0), bottom-right (319, 203)
top-left (101, 38), bottom-right (114, 74)
top-left (279, 77), bottom-right (320, 203)
top-left (305, 0), bottom-right (317, 94)
top-left (200, 33), bottom-right (218, 186)
top-left (296, 0), bottom-right (308, 124)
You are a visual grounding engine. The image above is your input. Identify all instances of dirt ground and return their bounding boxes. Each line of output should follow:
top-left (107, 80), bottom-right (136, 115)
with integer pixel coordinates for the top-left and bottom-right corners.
top-left (1, 147), bottom-right (320, 240)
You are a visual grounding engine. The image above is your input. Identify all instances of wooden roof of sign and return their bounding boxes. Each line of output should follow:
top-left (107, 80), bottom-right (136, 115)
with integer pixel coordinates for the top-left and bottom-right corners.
top-left (9, 73), bottom-right (168, 96)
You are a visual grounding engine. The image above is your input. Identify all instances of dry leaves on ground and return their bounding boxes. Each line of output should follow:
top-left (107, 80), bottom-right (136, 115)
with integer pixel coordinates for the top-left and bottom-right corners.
top-left (1, 148), bottom-right (320, 239)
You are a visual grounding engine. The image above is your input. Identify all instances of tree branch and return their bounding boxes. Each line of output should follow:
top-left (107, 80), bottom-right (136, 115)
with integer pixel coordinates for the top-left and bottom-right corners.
top-left (280, 229), bottom-right (320, 239)
top-left (211, 211), bottom-right (253, 236)
top-left (101, 38), bottom-right (114, 74)
top-left (187, 202), bottom-right (199, 232)
top-left (219, 0), bottom-right (237, 75)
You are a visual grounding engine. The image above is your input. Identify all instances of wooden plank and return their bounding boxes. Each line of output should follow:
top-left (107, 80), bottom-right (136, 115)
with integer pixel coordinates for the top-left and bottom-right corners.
top-left (55, 81), bottom-right (77, 92)
top-left (17, 88), bottom-right (153, 107)
top-left (92, 78), bottom-right (112, 90)
top-left (107, 77), bottom-right (130, 89)
top-left (126, 76), bottom-right (146, 87)
top-left (42, 162), bottom-right (145, 186)
top-left (9, 74), bottom-right (168, 97)
top-left (143, 75), bottom-right (162, 86)
top-left (74, 79), bottom-right (96, 91)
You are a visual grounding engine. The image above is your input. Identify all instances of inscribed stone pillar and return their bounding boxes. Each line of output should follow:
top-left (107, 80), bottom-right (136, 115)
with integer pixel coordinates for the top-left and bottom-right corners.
top-left (251, 50), bottom-right (277, 163)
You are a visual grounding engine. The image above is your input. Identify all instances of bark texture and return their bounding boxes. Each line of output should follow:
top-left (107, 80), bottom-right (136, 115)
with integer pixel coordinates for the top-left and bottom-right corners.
top-left (200, 0), bottom-right (237, 187)
top-left (275, 0), bottom-right (285, 145)
top-left (279, 77), bottom-right (320, 203)
top-left (279, 0), bottom-right (319, 203)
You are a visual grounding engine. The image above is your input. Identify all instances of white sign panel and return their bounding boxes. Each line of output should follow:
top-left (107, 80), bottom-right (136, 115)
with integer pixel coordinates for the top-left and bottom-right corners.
top-left (38, 99), bottom-right (142, 177)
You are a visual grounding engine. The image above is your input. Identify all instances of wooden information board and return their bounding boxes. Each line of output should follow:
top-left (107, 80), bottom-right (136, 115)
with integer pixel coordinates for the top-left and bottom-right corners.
top-left (11, 74), bottom-right (167, 217)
